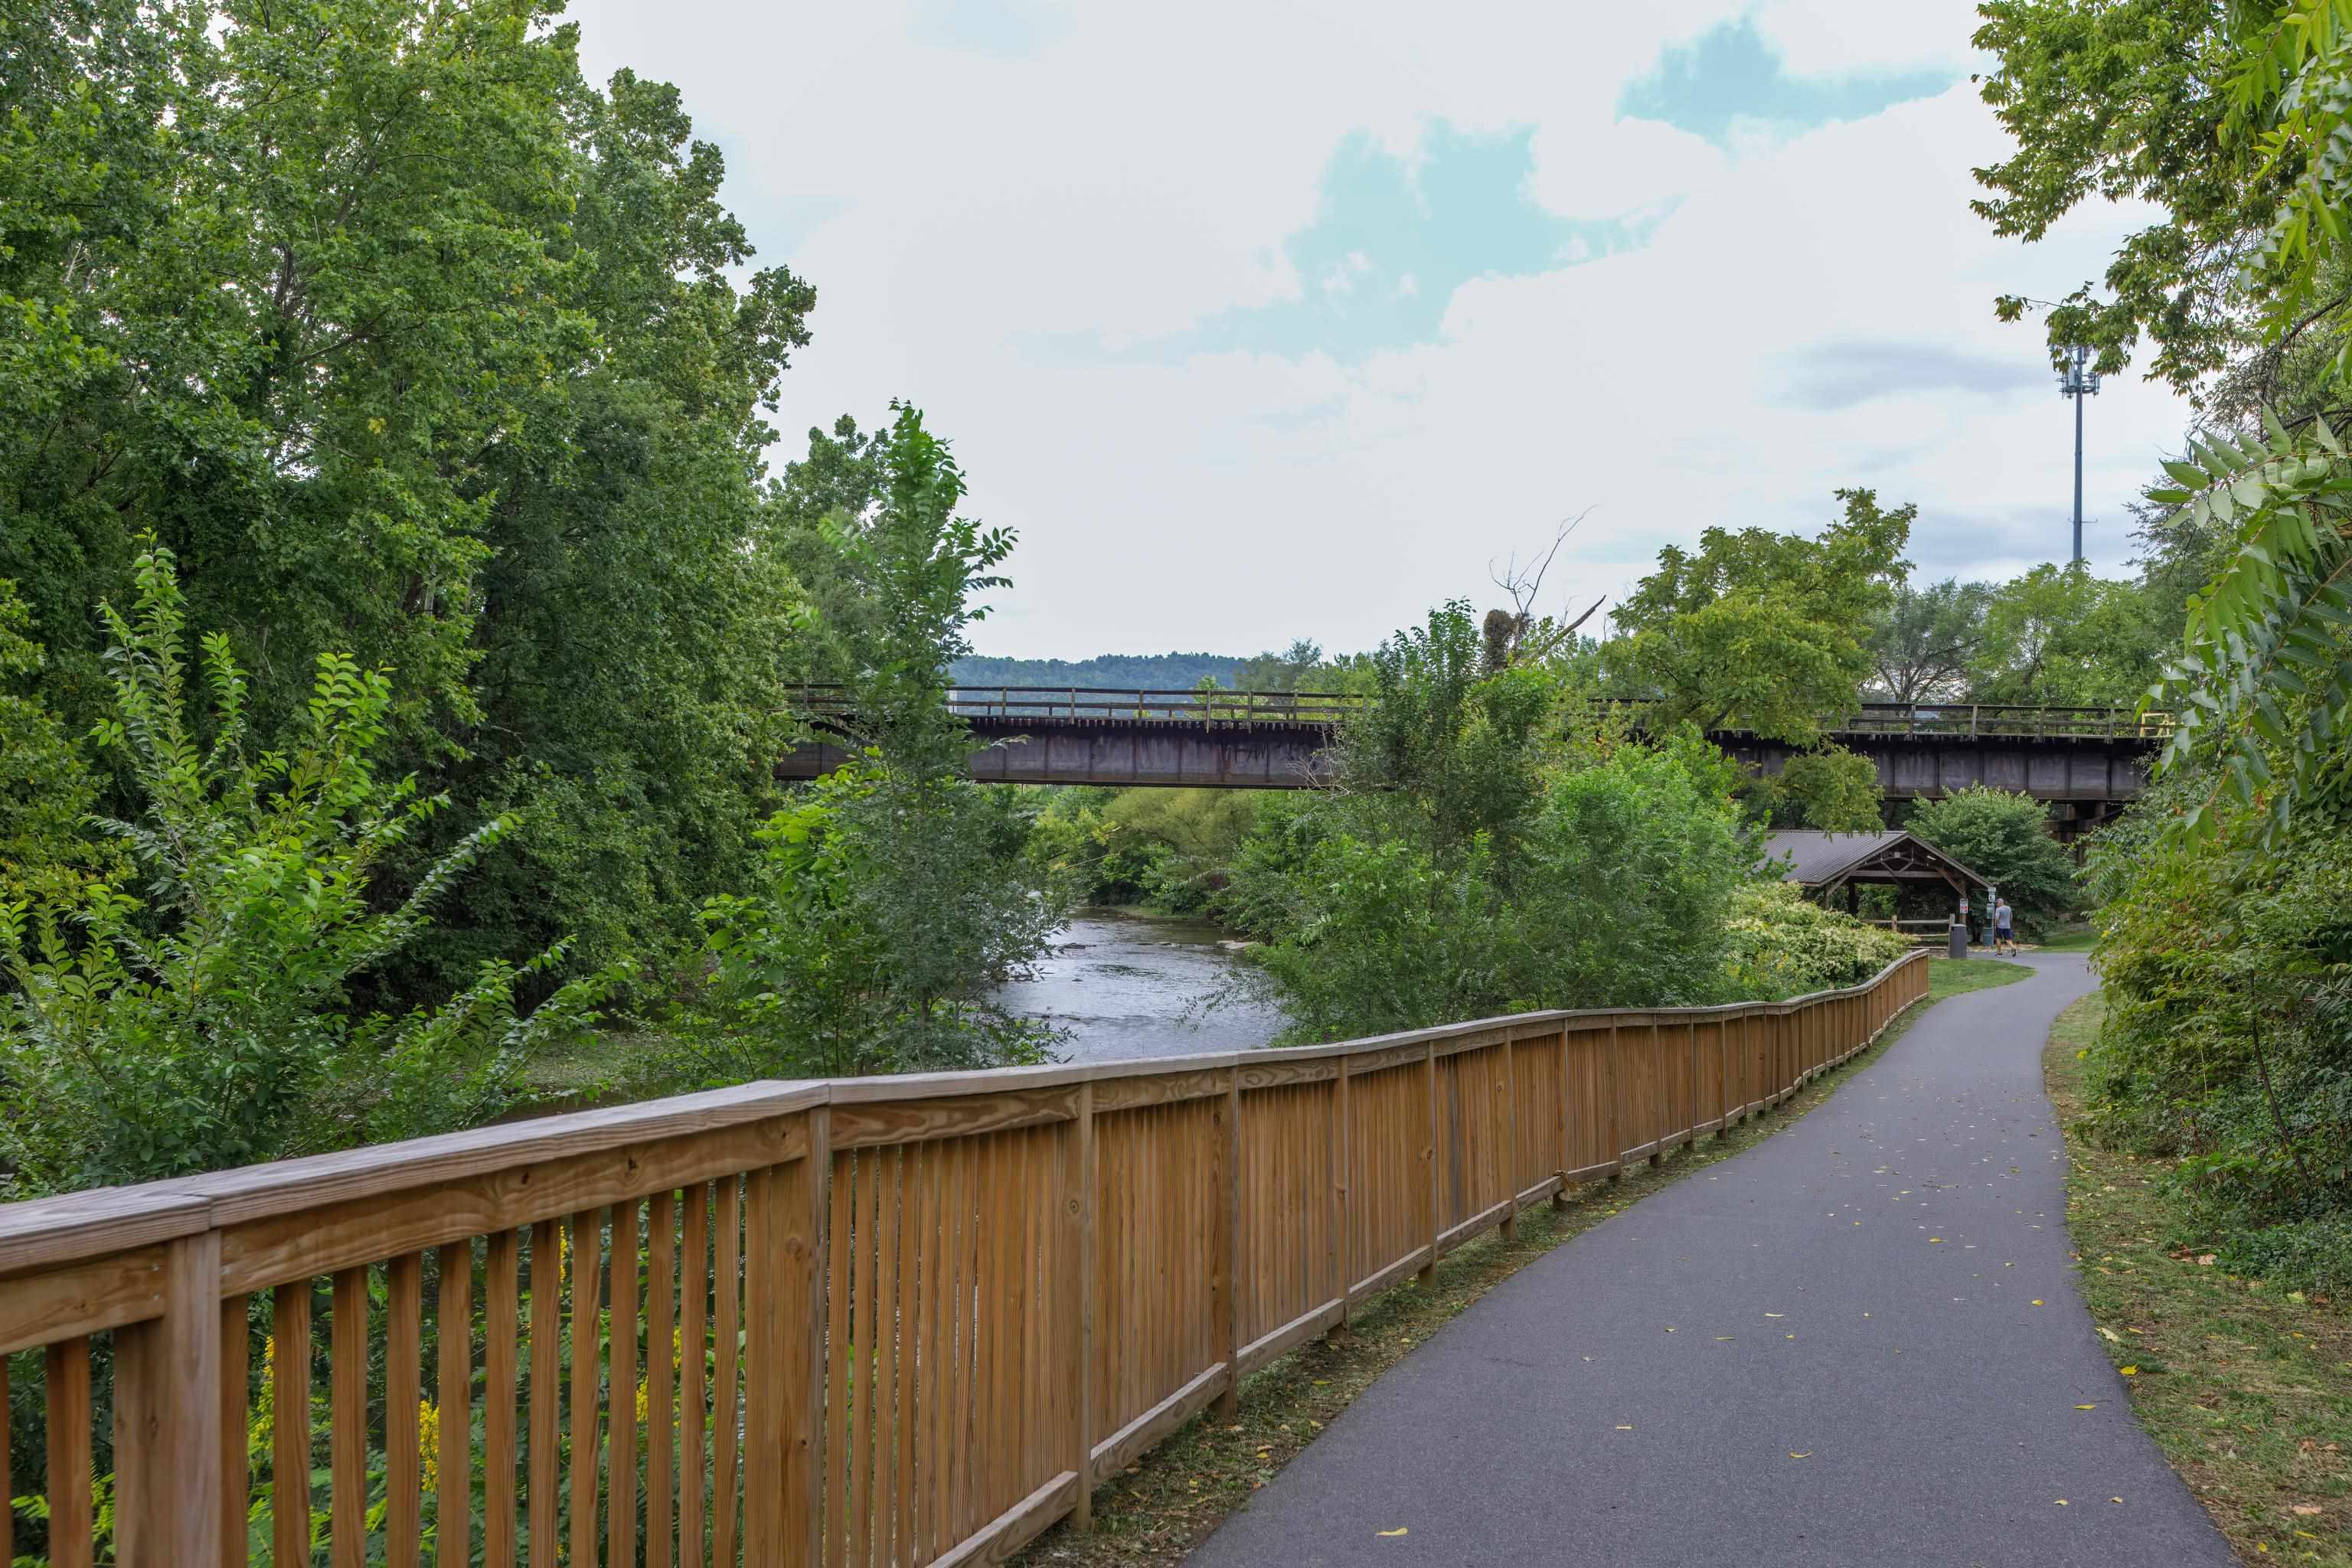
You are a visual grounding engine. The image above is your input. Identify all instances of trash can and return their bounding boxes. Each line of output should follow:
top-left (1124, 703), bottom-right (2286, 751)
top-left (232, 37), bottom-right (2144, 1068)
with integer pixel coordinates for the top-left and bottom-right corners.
top-left (1948, 920), bottom-right (1968, 960)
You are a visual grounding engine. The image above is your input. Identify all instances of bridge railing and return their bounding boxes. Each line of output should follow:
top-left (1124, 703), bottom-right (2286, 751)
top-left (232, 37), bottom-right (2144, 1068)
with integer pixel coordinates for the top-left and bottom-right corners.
top-left (796, 685), bottom-right (2171, 740)
top-left (0, 952), bottom-right (1927, 1566)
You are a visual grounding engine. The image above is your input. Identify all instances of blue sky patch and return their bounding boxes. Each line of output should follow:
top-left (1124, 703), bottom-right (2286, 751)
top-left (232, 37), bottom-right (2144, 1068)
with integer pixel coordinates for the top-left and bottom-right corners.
top-left (1620, 18), bottom-right (1955, 147)
top-left (1044, 122), bottom-right (1645, 365)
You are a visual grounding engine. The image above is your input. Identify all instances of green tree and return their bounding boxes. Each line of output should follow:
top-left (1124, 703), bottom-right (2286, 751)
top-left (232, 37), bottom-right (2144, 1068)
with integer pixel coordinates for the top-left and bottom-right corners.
top-left (1770, 748), bottom-right (1886, 831)
top-left (1971, 0), bottom-right (2286, 397)
top-left (2, 0), bottom-right (818, 989)
top-left (1968, 564), bottom-right (2164, 707)
top-left (0, 546), bottom-right (616, 1196)
top-left (0, 583), bottom-right (114, 908)
top-left (674, 407), bottom-right (1061, 1080)
top-left (1907, 787), bottom-right (2078, 934)
top-left (1248, 735), bottom-right (1758, 1040)
top-left (1338, 602), bottom-right (1554, 878)
top-left (1609, 489), bottom-right (1913, 743)
top-left (1866, 577), bottom-right (1993, 702)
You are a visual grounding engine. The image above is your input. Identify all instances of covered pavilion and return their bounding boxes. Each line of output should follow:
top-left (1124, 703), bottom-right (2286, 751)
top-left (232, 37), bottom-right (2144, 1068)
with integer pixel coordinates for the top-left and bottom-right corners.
top-left (1762, 828), bottom-right (1988, 916)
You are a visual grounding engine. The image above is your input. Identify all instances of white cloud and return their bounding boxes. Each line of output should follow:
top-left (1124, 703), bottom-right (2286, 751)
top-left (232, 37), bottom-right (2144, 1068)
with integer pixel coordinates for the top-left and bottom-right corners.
top-left (1750, 0), bottom-right (1989, 75)
top-left (563, 2), bottom-right (2193, 658)
top-left (1527, 115), bottom-right (1731, 220)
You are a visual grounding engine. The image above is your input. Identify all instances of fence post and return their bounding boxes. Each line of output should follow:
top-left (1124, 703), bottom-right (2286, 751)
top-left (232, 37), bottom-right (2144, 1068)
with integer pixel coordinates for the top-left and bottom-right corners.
top-left (1500, 1035), bottom-right (1519, 1242)
top-left (1603, 1024), bottom-right (1623, 1181)
top-left (1336, 1060), bottom-right (1354, 1319)
top-left (791, 1109), bottom-right (832, 1565)
top-left (113, 1231), bottom-right (223, 1568)
top-left (1686, 1022), bottom-right (1699, 1147)
top-left (1419, 1041), bottom-right (1440, 1283)
top-left (1215, 1068), bottom-right (1241, 1417)
top-left (1552, 1029), bottom-right (1570, 1207)
top-left (1068, 1083), bottom-right (1096, 1529)
top-left (1650, 1024), bottom-right (1668, 1165)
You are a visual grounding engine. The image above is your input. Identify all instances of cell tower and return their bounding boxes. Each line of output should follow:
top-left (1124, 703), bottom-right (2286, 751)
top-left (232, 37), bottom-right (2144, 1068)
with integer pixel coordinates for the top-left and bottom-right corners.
top-left (2057, 344), bottom-right (2102, 565)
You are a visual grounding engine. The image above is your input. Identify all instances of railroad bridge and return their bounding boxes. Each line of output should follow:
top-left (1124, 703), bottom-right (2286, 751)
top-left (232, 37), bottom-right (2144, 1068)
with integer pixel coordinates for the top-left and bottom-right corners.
top-left (779, 688), bottom-right (2161, 834)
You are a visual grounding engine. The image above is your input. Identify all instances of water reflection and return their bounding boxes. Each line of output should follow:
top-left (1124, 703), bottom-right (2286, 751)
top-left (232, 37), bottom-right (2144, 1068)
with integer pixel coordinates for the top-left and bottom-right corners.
top-left (997, 908), bottom-right (1289, 1063)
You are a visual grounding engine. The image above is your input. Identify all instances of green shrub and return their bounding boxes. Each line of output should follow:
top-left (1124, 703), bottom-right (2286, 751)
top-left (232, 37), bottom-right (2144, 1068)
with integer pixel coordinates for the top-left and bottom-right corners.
top-left (662, 760), bottom-right (1059, 1083)
top-left (1723, 881), bottom-right (1913, 998)
top-left (0, 546), bottom-right (619, 1195)
top-left (1908, 785), bottom-right (2079, 933)
top-left (1246, 736), bottom-right (1756, 1041)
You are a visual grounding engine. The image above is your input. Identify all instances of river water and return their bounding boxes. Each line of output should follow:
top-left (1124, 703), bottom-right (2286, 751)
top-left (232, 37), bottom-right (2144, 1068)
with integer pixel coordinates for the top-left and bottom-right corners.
top-left (997, 908), bottom-right (1291, 1064)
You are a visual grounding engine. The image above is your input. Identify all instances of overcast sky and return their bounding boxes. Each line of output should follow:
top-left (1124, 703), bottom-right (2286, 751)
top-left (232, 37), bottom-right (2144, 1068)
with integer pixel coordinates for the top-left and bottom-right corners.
top-left (570, 0), bottom-right (2196, 661)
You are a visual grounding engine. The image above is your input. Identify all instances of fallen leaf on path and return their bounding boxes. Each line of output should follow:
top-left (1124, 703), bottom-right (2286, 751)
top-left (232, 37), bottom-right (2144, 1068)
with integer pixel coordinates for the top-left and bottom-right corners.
top-left (2055, 1499), bottom-right (2069, 1506)
top-left (2075, 1403), bottom-right (2098, 1410)
top-left (2033, 1300), bottom-right (2044, 1306)
top-left (1789, 1451), bottom-right (1811, 1459)
top-left (1377, 1527), bottom-right (1408, 1537)
top-left (1615, 1425), bottom-right (1633, 1431)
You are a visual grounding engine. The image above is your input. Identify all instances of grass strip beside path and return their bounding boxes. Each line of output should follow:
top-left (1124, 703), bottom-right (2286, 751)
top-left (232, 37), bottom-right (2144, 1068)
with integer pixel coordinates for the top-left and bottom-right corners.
top-left (1013, 957), bottom-right (2027, 1566)
top-left (2047, 993), bottom-right (2352, 1565)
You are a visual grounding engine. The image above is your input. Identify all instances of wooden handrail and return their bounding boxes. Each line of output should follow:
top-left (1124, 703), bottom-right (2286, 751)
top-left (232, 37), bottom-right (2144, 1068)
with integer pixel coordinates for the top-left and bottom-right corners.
top-left (0, 955), bottom-right (1932, 1565)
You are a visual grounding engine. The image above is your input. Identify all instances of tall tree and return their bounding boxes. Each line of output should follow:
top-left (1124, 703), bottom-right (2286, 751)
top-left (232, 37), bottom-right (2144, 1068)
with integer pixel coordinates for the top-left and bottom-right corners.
top-left (1609, 489), bottom-right (1913, 743)
top-left (1968, 565), bottom-right (2166, 707)
top-left (1, 0), bottom-right (817, 985)
top-left (1866, 578), bottom-right (1993, 702)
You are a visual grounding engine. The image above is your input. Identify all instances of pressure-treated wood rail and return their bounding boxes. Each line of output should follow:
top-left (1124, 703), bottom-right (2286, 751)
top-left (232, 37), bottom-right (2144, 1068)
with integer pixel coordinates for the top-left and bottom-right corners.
top-left (0, 952), bottom-right (1928, 1566)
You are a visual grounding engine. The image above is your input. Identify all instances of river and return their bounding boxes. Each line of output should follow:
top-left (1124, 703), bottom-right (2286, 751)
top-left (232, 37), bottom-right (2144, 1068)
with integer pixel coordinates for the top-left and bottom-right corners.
top-left (997, 908), bottom-right (1291, 1064)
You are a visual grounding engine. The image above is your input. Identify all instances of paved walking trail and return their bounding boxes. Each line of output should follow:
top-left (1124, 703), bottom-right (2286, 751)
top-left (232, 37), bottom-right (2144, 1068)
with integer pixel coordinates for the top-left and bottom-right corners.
top-left (1187, 955), bottom-right (2236, 1567)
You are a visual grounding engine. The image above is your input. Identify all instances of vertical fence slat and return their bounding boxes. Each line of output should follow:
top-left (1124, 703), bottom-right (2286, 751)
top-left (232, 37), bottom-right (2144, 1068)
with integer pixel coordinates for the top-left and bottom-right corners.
top-left (681, 1184), bottom-right (708, 1568)
top-left (798, 1114), bottom-right (833, 1568)
top-left (387, 1251), bottom-right (424, 1568)
top-left (824, 1158), bottom-right (851, 1564)
top-left (220, 1295), bottom-right (250, 1568)
top-left (330, 1266), bottom-right (368, 1568)
top-left (486, 1228), bottom-right (521, 1568)
top-left (529, 1218), bottom-right (560, 1568)
top-left (1067, 1083), bottom-right (1096, 1527)
top-left (439, 1241), bottom-right (474, 1568)
top-left (569, 1210), bottom-right (602, 1568)
top-left (1215, 1072), bottom-right (1240, 1414)
top-left (714, 1176), bottom-right (740, 1567)
top-left (874, 1145), bottom-right (901, 1563)
top-left (610, 1201), bottom-right (641, 1568)
top-left (740, 1166), bottom-right (776, 1568)
top-left (922, 1130), bottom-right (949, 1560)
top-left (648, 1191), bottom-right (677, 1568)
top-left (47, 1334), bottom-right (93, 1568)
top-left (271, 1281), bottom-right (312, 1568)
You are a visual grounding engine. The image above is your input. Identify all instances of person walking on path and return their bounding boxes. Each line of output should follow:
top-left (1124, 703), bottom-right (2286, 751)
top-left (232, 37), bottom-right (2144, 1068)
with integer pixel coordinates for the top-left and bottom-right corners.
top-left (1994, 897), bottom-right (2016, 955)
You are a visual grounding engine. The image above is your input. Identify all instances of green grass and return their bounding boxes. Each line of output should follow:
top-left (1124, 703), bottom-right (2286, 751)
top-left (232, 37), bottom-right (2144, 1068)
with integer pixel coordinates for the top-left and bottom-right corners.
top-left (1011, 975), bottom-right (1959, 1568)
top-left (1926, 954), bottom-right (2034, 998)
top-left (2047, 994), bottom-right (2352, 1565)
top-left (2035, 924), bottom-right (2101, 952)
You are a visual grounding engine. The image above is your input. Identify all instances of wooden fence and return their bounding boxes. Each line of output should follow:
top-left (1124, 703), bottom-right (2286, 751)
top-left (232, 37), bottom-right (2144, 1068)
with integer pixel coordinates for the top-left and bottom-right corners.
top-left (0, 951), bottom-right (1928, 1567)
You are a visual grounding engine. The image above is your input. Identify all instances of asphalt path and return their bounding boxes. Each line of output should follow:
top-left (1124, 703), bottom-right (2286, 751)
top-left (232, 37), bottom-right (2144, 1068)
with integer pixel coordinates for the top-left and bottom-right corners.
top-left (1186, 954), bottom-right (2236, 1567)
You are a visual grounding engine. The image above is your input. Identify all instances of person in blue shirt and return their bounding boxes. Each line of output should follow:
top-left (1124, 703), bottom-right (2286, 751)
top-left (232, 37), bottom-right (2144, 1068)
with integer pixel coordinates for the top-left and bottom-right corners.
top-left (1993, 898), bottom-right (2015, 956)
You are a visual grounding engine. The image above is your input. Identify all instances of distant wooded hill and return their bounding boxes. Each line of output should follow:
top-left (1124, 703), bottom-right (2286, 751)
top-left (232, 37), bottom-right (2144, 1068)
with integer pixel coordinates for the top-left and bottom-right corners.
top-left (949, 653), bottom-right (1243, 689)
